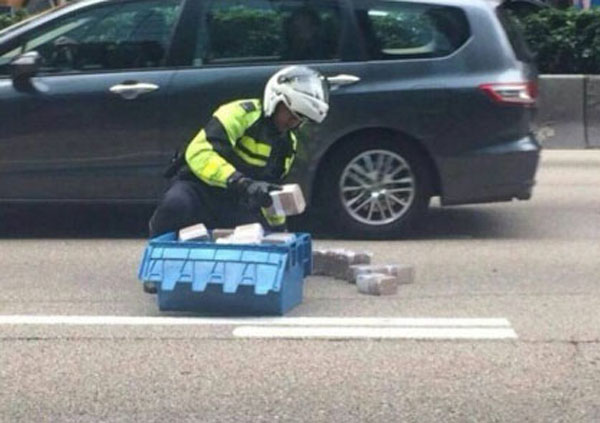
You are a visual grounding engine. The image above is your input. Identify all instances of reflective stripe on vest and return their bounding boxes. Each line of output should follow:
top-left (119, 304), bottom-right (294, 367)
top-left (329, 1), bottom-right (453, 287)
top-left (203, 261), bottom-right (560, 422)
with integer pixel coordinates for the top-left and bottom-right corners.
top-left (215, 100), bottom-right (276, 168)
top-left (185, 129), bottom-right (237, 188)
top-left (261, 207), bottom-right (286, 227)
top-left (283, 132), bottom-right (298, 177)
top-left (236, 136), bottom-right (271, 167)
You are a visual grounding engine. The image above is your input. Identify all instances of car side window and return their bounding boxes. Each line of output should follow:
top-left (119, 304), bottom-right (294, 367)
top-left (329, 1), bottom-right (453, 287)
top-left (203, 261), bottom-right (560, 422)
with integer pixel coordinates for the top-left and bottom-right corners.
top-left (0, 0), bottom-right (181, 76)
top-left (0, 45), bottom-right (23, 72)
top-left (354, 1), bottom-right (470, 60)
top-left (195, 0), bottom-right (342, 66)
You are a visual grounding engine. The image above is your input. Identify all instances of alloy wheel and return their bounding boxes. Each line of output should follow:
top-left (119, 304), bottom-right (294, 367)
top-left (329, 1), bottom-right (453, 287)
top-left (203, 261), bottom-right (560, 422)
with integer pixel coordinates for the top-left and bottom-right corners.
top-left (339, 149), bottom-right (416, 226)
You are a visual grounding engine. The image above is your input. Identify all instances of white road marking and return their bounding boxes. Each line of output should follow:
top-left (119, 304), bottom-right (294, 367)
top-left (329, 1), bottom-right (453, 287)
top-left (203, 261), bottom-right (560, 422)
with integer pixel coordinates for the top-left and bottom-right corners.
top-left (0, 315), bottom-right (518, 339)
top-left (233, 326), bottom-right (518, 340)
top-left (0, 315), bottom-right (512, 328)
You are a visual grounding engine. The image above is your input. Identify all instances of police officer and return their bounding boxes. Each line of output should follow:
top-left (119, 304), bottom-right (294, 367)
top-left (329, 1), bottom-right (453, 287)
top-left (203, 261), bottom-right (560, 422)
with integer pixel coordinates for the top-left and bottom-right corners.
top-left (149, 65), bottom-right (330, 237)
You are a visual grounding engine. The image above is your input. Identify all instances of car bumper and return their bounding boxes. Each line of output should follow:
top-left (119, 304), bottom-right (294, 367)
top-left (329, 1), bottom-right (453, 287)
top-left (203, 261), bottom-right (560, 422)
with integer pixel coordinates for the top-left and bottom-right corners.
top-left (438, 134), bottom-right (541, 206)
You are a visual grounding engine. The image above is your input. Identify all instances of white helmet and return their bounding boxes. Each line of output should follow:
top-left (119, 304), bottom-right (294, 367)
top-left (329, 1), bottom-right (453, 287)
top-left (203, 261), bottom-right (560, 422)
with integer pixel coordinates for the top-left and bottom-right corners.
top-left (263, 65), bottom-right (329, 124)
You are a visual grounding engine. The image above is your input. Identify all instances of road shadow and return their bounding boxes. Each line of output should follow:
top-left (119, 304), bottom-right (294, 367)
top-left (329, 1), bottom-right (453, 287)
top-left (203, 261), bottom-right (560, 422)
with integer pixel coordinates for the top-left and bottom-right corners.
top-left (0, 204), bottom-right (154, 239)
top-left (407, 205), bottom-right (519, 240)
top-left (0, 203), bottom-right (521, 240)
top-left (293, 204), bottom-right (525, 240)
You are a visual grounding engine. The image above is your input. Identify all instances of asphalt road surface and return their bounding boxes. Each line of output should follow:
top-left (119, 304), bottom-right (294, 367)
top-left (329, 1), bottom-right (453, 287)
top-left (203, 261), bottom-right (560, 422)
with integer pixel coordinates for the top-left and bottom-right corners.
top-left (1, 150), bottom-right (599, 423)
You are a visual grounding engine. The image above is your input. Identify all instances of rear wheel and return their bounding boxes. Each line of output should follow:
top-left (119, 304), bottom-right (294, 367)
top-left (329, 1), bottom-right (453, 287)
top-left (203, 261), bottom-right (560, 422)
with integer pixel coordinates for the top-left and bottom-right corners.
top-left (320, 135), bottom-right (432, 238)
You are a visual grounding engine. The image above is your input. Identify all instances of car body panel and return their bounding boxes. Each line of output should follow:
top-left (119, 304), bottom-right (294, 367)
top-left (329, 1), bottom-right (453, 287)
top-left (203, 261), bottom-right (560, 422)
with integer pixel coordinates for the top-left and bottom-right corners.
top-left (0, 0), bottom-right (541, 218)
top-left (0, 69), bottom-right (173, 200)
top-left (437, 135), bottom-right (539, 205)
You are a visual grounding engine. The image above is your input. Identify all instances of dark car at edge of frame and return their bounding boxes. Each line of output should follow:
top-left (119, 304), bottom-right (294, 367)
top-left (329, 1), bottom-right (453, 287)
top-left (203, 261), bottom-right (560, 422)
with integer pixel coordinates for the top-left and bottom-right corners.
top-left (0, 0), bottom-right (541, 238)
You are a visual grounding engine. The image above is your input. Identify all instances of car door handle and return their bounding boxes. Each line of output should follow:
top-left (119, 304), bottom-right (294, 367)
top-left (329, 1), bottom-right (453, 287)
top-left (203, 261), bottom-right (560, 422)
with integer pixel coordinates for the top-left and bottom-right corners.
top-left (109, 82), bottom-right (159, 100)
top-left (326, 74), bottom-right (360, 90)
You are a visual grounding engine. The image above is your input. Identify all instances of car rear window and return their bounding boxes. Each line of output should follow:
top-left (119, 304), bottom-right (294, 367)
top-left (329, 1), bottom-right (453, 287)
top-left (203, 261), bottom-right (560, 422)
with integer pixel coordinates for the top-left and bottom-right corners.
top-left (354, 1), bottom-right (471, 60)
top-left (496, 7), bottom-right (535, 63)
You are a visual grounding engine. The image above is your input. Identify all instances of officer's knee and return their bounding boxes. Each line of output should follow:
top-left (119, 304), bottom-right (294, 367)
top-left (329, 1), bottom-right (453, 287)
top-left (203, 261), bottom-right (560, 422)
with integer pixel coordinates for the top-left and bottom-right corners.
top-left (160, 195), bottom-right (196, 219)
top-left (149, 183), bottom-right (198, 237)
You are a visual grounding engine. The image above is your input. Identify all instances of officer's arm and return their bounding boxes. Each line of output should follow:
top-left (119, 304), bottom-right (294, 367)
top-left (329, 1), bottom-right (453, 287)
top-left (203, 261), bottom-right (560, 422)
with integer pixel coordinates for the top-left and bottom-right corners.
top-left (184, 118), bottom-right (237, 188)
top-left (185, 101), bottom-right (257, 188)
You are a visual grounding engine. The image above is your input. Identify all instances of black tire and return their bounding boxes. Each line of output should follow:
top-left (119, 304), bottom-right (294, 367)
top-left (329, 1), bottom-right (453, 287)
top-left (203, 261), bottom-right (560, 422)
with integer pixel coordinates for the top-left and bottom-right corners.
top-left (320, 134), bottom-right (432, 239)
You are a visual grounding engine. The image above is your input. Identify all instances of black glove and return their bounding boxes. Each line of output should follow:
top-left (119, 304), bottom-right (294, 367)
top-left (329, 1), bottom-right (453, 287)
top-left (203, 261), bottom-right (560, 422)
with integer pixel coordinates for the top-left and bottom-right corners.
top-left (228, 174), bottom-right (282, 210)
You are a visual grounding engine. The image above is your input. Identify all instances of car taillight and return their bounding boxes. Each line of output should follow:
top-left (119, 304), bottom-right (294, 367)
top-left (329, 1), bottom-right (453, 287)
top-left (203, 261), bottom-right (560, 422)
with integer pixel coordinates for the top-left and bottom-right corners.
top-left (479, 82), bottom-right (538, 106)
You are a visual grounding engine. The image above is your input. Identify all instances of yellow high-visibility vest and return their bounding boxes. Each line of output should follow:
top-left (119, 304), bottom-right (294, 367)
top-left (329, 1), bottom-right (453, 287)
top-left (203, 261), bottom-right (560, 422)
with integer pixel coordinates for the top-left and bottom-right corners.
top-left (185, 99), bottom-right (297, 188)
top-left (185, 99), bottom-right (297, 227)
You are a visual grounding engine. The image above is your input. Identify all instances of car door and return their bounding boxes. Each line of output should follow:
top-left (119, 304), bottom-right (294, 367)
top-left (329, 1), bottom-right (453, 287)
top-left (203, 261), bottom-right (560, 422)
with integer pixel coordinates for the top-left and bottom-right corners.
top-left (164, 0), bottom-right (362, 185)
top-left (0, 0), bottom-right (183, 201)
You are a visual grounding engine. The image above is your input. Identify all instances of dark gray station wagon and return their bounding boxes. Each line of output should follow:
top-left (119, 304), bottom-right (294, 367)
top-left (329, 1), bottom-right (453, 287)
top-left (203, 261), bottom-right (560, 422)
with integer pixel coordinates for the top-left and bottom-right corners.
top-left (0, 0), bottom-right (540, 238)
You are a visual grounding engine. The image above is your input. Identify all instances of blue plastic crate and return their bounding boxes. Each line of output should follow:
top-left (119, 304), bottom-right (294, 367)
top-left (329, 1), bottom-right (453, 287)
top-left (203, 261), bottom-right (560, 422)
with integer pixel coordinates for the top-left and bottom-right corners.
top-left (138, 232), bottom-right (312, 315)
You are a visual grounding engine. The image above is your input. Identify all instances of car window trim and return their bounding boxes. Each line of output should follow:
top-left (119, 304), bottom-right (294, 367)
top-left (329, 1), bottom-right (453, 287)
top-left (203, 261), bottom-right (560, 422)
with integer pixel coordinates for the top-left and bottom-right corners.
top-left (198, 58), bottom-right (345, 69)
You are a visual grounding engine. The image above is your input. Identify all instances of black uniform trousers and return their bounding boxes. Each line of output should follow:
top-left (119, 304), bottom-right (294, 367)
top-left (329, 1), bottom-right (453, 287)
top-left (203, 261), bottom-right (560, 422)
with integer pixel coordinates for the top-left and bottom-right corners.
top-left (149, 174), bottom-right (268, 238)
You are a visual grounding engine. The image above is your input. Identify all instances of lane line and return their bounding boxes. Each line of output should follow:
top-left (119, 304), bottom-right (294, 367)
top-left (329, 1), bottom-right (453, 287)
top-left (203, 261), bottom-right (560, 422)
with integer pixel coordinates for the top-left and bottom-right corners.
top-left (233, 326), bottom-right (518, 340)
top-left (0, 315), bottom-right (512, 327)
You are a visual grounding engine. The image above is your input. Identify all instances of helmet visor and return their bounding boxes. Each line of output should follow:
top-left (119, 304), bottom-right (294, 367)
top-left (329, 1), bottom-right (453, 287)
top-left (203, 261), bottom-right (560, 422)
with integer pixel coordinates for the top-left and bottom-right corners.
top-left (279, 73), bottom-right (330, 104)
